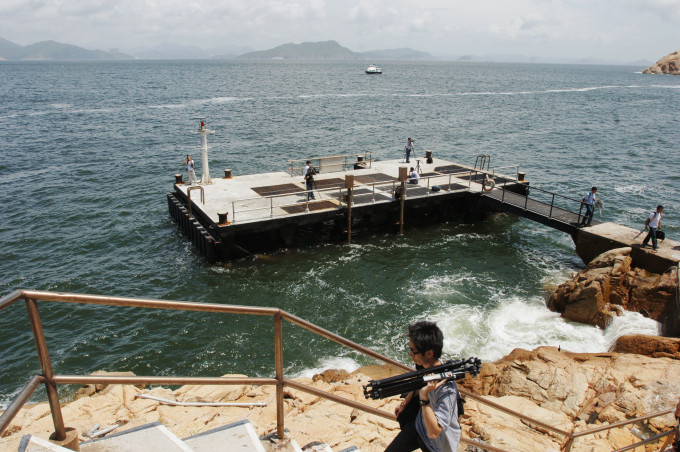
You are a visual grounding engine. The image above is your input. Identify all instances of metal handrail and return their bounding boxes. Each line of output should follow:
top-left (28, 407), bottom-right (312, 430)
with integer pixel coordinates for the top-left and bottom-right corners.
top-left (288, 152), bottom-right (373, 176)
top-left (1, 290), bottom-right (676, 452)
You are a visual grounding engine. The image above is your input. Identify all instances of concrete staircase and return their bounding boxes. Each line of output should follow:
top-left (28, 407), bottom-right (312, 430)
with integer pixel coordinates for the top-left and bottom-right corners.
top-left (18, 420), bottom-right (361, 452)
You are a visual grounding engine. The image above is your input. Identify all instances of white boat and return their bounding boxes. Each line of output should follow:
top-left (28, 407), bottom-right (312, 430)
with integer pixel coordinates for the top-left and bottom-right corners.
top-left (365, 64), bottom-right (382, 74)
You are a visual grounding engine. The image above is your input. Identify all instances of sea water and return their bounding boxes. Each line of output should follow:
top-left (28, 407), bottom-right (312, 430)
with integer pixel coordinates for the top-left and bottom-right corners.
top-left (0, 60), bottom-right (677, 407)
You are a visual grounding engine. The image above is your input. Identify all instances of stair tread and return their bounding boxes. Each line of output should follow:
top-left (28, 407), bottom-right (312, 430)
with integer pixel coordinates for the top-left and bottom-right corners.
top-left (80, 421), bottom-right (191, 452)
top-left (183, 420), bottom-right (265, 452)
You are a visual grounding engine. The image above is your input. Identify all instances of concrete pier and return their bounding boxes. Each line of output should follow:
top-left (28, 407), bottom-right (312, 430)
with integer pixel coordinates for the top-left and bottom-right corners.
top-left (168, 155), bottom-right (680, 275)
top-left (168, 156), bottom-right (525, 261)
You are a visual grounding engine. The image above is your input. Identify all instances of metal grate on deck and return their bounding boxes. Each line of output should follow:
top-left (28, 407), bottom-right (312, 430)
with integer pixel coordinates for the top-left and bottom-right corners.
top-left (281, 200), bottom-right (337, 214)
top-left (252, 183), bottom-right (303, 197)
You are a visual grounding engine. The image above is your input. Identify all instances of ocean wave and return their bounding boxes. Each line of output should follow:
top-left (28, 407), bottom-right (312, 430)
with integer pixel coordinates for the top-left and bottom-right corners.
top-left (431, 297), bottom-right (659, 362)
top-left (293, 356), bottom-right (361, 379)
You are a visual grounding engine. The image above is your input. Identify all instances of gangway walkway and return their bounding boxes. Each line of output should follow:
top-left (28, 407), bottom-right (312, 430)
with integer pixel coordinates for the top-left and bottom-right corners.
top-left (479, 182), bottom-right (597, 235)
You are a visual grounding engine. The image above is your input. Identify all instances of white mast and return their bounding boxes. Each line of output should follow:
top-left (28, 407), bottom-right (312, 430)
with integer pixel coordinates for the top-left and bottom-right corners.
top-left (191, 119), bottom-right (215, 185)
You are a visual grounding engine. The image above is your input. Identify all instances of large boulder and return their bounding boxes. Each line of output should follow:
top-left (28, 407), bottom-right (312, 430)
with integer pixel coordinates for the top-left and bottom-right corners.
top-left (643, 49), bottom-right (680, 75)
top-left (547, 247), bottom-right (678, 331)
top-left (612, 335), bottom-right (680, 359)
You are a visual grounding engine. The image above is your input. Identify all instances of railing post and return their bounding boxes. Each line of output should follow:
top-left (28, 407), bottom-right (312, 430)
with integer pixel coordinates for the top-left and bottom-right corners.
top-left (549, 194), bottom-right (555, 218)
top-left (232, 201), bottom-right (236, 223)
top-left (270, 197), bottom-right (274, 218)
top-left (274, 312), bottom-right (285, 439)
top-left (25, 298), bottom-right (66, 441)
top-left (524, 190), bottom-right (529, 210)
top-left (447, 174), bottom-right (452, 191)
top-left (502, 180), bottom-right (507, 202)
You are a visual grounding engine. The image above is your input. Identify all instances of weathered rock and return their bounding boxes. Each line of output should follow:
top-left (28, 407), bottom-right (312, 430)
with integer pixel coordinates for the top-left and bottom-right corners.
top-left (612, 334), bottom-right (680, 359)
top-left (547, 247), bottom-right (677, 330)
top-left (643, 49), bottom-right (680, 75)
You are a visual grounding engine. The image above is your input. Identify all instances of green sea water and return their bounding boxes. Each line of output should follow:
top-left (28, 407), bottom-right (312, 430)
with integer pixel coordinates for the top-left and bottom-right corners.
top-left (0, 60), bottom-right (677, 407)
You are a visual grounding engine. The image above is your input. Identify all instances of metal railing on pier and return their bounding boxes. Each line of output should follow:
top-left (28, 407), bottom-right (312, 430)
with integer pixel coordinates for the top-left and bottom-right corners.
top-left (288, 152), bottom-right (373, 177)
top-left (0, 289), bottom-right (676, 451)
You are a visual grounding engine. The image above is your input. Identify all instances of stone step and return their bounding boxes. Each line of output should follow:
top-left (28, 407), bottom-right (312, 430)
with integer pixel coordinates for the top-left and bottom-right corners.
top-left (183, 419), bottom-right (266, 452)
top-left (18, 435), bottom-right (74, 452)
top-left (79, 421), bottom-right (192, 452)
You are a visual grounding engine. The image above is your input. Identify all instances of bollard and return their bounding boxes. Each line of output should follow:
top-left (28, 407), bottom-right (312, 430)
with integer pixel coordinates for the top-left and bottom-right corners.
top-left (224, 169), bottom-right (232, 179)
top-left (218, 212), bottom-right (229, 224)
top-left (174, 174), bottom-right (184, 184)
top-left (517, 172), bottom-right (526, 181)
top-left (426, 150), bottom-right (433, 164)
top-left (49, 427), bottom-right (79, 451)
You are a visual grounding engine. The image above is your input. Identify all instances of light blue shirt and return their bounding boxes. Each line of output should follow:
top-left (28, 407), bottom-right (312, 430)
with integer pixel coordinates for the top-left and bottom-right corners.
top-left (415, 380), bottom-right (461, 452)
top-left (583, 191), bottom-right (596, 205)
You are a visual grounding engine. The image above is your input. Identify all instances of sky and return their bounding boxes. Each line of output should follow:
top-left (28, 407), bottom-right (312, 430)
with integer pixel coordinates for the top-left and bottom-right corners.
top-left (1, 0), bottom-right (679, 62)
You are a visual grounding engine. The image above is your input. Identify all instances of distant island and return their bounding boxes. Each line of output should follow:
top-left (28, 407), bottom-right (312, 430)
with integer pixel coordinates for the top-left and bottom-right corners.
top-left (234, 40), bottom-right (435, 61)
top-left (0, 37), bottom-right (132, 60)
top-left (642, 48), bottom-right (680, 75)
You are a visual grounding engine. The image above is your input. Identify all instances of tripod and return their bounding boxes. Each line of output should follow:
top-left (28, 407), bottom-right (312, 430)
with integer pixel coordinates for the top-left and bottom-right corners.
top-left (415, 160), bottom-right (422, 174)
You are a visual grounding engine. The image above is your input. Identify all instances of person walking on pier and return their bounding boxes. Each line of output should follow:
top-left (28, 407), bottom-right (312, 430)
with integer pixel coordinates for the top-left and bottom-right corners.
top-left (580, 186), bottom-right (599, 226)
top-left (386, 321), bottom-right (461, 452)
top-left (642, 205), bottom-right (663, 251)
top-left (184, 155), bottom-right (197, 185)
top-left (405, 138), bottom-right (414, 163)
top-left (303, 161), bottom-right (316, 201)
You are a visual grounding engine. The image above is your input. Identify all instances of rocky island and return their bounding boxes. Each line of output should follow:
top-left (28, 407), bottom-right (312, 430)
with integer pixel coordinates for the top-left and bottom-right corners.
top-left (643, 48), bottom-right (680, 75)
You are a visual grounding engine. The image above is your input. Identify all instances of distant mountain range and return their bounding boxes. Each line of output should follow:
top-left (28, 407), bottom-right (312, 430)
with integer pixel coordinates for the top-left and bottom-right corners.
top-left (0, 37), bottom-right (434, 61)
top-left (0, 37), bottom-right (132, 60)
top-left (0, 37), bottom-right (654, 66)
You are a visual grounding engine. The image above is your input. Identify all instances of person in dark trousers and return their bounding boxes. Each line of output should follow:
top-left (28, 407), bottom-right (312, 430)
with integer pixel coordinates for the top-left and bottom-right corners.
top-left (303, 161), bottom-right (316, 200)
top-left (642, 205), bottom-right (663, 251)
top-left (385, 321), bottom-right (461, 452)
top-left (580, 186), bottom-right (599, 226)
top-left (405, 138), bottom-right (414, 163)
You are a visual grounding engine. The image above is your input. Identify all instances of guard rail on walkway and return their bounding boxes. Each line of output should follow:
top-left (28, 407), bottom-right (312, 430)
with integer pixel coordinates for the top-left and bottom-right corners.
top-left (0, 290), bottom-right (676, 452)
top-left (479, 176), bottom-right (598, 234)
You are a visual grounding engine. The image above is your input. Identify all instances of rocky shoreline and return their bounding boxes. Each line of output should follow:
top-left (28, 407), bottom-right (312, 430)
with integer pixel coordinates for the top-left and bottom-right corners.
top-left (2, 343), bottom-right (680, 451)
top-left (643, 49), bottom-right (680, 75)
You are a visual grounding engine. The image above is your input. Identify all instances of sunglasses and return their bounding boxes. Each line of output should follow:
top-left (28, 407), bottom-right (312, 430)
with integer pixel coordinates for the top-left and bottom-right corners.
top-left (408, 346), bottom-right (422, 355)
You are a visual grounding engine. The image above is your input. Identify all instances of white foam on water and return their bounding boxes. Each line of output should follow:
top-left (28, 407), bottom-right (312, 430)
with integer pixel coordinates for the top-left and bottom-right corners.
top-left (614, 184), bottom-right (649, 195)
top-left (431, 296), bottom-right (660, 362)
top-left (294, 356), bottom-right (361, 379)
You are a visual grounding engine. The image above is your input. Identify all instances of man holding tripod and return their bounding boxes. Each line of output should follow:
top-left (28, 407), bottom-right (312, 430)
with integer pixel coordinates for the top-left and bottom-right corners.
top-left (385, 321), bottom-right (461, 452)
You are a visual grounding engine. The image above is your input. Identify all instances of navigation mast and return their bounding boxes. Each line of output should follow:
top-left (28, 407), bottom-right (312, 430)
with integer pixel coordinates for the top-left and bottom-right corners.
top-left (191, 118), bottom-right (214, 185)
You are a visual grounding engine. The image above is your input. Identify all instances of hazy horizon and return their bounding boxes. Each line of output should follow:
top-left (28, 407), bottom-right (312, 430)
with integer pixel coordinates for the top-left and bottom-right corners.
top-left (1, 0), bottom-right (678, 63)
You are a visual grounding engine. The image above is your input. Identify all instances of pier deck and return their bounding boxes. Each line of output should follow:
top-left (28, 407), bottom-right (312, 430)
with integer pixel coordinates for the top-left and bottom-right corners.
top-left (172, 157), bottom-right (512, 225)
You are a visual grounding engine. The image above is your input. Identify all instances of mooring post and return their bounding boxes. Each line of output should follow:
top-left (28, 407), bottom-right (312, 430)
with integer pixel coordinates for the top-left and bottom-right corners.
top-left (345, 175), bottom-right (354, 244)
top-left (399, 167), bottom-right (407, 235)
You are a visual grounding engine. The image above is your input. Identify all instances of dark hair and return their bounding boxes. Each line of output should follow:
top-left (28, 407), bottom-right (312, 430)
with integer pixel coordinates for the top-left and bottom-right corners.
top-left (408, 321), bottom-right (443, 359)
top-left (657, 205), bottom-right (664, 210)
top-left (591, 187), bottom-right (597, 191)
top-left (306, 161), bottom-right (311, 164)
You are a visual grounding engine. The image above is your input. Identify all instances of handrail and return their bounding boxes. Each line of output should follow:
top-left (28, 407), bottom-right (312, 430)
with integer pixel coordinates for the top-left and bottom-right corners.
top-left (1, 290), bottom-right (676, 452)
top-left (288, 152), bottom-right (373, 176)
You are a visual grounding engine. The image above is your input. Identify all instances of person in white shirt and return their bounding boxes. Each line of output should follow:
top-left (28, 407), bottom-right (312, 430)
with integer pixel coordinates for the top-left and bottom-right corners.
top-left (408, 167), bottom-right (420, 184)
top-left (580, 186), bottom-right (599, 226)
top-left (184, 155), bottom-right (197, 185)
top-left (642, 205), bottom-right (663, 251)
top-left (405, 138), bottom-right (414, 163)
